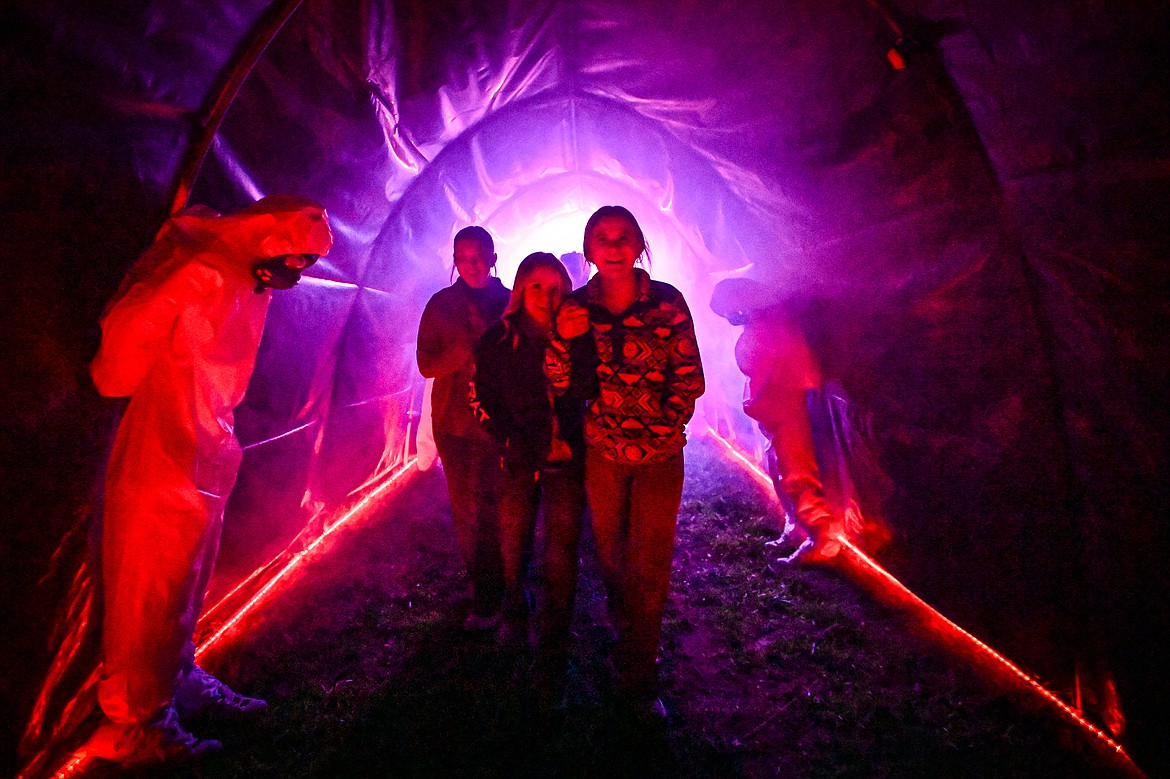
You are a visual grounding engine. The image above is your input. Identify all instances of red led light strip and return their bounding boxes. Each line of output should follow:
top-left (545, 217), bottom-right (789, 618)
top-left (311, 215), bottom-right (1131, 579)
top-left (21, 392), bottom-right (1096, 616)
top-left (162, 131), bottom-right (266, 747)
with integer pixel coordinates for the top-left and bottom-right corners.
top-left (196, 457), bottom-right (417, 659)
top-left (707, 427), bottom-right (775, 492)
top-left (198, 560), bottom-right (272, 627)
top-left (837, 537), bottom-right (1131, 751)
top-left (50, 752), bottom-right (88, 779)
top-left (705, 428), bottom-right (1144, 775)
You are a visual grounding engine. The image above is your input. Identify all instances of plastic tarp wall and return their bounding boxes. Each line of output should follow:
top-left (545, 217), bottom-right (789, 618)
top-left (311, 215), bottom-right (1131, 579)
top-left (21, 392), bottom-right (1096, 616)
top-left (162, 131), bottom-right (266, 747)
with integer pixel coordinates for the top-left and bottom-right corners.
top-left (3, 0), bottom-right (1168, 774)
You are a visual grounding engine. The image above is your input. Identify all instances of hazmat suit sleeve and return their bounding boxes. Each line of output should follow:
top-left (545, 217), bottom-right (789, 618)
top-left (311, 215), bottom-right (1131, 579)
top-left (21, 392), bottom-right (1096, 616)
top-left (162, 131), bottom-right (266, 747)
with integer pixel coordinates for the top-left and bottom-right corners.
top-left (90, 260), bottom-right (219, 398)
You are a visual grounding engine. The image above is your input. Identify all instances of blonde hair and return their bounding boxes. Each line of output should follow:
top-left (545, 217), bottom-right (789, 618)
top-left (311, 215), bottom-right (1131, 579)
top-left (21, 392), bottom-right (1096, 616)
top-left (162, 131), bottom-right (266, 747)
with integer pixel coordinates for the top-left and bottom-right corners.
top-left (498, 252), bottom-right (572, 347)
top-left (504, 252), bottom-right (572, 317)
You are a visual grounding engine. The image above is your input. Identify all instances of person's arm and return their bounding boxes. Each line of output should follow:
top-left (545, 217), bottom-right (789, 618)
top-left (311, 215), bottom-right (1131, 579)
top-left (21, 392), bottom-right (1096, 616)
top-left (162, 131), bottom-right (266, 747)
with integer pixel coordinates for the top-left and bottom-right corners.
top-left (90, 261), bottom-right (216, 397)
top-left (738, 312), bottom-right (820, 432)
top-left (660, 291), bottom-right (705, 430)
top-left (416, 293), bottom-right (471, 379)
top-left (546, 298), bottom-right (589, 397)
top-left (738, 314), bottom-right (834, 533)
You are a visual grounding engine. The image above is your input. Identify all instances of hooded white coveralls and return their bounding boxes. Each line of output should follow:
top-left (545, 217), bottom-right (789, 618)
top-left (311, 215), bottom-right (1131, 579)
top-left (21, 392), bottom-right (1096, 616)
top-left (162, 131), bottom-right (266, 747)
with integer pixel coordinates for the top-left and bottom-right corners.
top-left (89, 197), bottom-right (332, 725)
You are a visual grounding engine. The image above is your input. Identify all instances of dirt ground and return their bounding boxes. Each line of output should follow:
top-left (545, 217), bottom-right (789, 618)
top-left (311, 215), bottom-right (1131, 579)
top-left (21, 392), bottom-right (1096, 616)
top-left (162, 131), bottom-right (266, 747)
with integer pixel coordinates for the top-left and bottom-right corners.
top-left (116, 436), bottom-right (1130, 778)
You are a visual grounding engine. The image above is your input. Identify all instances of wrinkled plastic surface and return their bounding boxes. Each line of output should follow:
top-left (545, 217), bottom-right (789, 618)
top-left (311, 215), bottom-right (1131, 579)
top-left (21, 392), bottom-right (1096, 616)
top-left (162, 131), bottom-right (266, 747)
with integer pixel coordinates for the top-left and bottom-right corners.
top-left (8, 0), bottom-right (1170, 774)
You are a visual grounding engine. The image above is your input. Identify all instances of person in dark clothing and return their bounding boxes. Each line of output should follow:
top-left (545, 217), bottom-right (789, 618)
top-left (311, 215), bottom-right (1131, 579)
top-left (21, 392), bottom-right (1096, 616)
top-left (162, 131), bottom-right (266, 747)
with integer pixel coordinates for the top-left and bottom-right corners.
top-left (470, 252), bottom-right (590, 704)
top-left (417, 226), bottom-right (511, 630)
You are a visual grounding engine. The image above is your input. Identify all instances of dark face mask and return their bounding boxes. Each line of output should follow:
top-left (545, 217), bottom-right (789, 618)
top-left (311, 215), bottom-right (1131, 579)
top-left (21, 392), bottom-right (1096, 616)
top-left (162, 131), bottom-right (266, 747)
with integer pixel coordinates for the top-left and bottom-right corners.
top-left (252, 254), bottom-right (319, 293)
top-left (723, 309), bottom-right (749, 327)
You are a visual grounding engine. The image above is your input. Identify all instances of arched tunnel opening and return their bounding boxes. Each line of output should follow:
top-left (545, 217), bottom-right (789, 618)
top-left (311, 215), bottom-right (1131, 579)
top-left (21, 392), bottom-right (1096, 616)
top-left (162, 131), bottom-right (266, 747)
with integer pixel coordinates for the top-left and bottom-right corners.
top-left (3, 1), bottom-right (1168, 776)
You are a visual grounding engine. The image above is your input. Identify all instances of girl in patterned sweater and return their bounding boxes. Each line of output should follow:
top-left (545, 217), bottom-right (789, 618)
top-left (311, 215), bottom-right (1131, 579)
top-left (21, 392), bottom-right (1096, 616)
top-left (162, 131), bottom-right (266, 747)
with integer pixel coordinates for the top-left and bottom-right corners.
top-left (548, 206), bottom-right (704, 715)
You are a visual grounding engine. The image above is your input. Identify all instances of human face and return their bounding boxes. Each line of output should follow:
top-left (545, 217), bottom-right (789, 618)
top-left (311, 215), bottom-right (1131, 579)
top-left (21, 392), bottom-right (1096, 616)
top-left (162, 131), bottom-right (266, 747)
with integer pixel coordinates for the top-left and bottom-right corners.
top-left (453, 238), bottom-right (495, 289)
top-left (585, 215), bottom-right (643, 280)
top-left (521, 266), bottom-right (566, 327)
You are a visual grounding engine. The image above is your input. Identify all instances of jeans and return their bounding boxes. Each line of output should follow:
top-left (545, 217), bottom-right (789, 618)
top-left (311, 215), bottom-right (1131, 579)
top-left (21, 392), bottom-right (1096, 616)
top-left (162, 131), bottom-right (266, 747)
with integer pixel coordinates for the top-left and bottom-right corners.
top-left (435, 430), bottom-right (504, 616)
top-left (499, 457), bottom-right (586, 668)
top-left (585, 445), bottom-right (685, 699)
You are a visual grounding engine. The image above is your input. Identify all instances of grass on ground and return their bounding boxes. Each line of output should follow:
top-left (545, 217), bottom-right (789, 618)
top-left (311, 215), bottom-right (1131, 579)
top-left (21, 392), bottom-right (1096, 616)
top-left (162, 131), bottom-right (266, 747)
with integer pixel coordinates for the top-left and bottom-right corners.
top-left (106, 438), bottom-right (1125, 778)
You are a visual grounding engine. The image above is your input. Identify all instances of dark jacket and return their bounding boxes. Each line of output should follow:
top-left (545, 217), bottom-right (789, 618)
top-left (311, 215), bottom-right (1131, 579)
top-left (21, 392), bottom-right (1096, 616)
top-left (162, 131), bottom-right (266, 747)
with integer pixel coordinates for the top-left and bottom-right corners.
top-left (471, 312), bottom-right (591, 473)
top-left (417, 276), bottom-right (510, 438)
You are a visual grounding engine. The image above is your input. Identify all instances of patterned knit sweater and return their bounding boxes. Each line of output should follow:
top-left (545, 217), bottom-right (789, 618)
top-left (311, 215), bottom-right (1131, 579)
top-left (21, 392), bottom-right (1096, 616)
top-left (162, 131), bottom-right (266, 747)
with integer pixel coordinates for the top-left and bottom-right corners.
top-left (547, 269), bottom-right (704, 465)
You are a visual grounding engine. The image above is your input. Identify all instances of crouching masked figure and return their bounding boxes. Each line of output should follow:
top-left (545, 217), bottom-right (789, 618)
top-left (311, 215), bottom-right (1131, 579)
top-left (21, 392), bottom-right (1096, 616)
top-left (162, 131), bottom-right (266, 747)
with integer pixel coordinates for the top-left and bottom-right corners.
top-left (711, 278), bottom-right (881, 562)
top-left (83, 196), bottom-right (332, 765)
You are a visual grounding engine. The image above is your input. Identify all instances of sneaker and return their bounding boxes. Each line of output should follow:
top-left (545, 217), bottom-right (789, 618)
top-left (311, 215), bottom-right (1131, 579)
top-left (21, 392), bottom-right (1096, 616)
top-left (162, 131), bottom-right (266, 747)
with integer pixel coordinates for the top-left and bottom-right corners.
top-left (462, 610), bottom-right (502, 632)
top-left (86, 707), bottom-right (221, 767)
top-left (175, 666), bottom-right (268, 718)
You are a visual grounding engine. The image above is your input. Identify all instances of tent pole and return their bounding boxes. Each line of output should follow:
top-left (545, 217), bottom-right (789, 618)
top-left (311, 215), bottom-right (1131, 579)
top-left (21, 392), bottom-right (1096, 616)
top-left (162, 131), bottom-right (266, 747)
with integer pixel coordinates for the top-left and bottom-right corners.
top-left (168, 0), bottom-right (307, 214)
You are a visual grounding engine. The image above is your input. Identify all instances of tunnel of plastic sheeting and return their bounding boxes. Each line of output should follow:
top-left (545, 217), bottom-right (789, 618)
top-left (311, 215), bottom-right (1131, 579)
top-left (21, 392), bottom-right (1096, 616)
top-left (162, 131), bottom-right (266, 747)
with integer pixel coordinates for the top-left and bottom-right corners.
top-left (3, 0), bottom-right (1168, 775)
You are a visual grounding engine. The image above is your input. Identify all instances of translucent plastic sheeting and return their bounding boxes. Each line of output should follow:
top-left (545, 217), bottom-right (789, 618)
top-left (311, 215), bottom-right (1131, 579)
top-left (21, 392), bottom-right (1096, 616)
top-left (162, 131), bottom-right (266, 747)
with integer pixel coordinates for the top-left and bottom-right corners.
top-left (12, 0), bottom-right (1170, 774)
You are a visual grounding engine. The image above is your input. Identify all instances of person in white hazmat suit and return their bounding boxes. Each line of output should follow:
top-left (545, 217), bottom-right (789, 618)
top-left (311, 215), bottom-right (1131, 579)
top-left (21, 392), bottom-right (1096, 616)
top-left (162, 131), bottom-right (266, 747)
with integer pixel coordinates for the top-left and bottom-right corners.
top-left (709, 277), bottom-right (851, 560)
top-left (85, 195), bottom-right (333, 765)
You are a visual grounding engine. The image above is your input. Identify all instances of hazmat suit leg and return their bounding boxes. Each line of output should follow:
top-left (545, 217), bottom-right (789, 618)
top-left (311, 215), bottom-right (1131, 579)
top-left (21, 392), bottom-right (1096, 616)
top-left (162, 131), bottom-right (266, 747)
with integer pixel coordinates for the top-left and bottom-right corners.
top-left (97, 452), bottom-right (236, 725)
